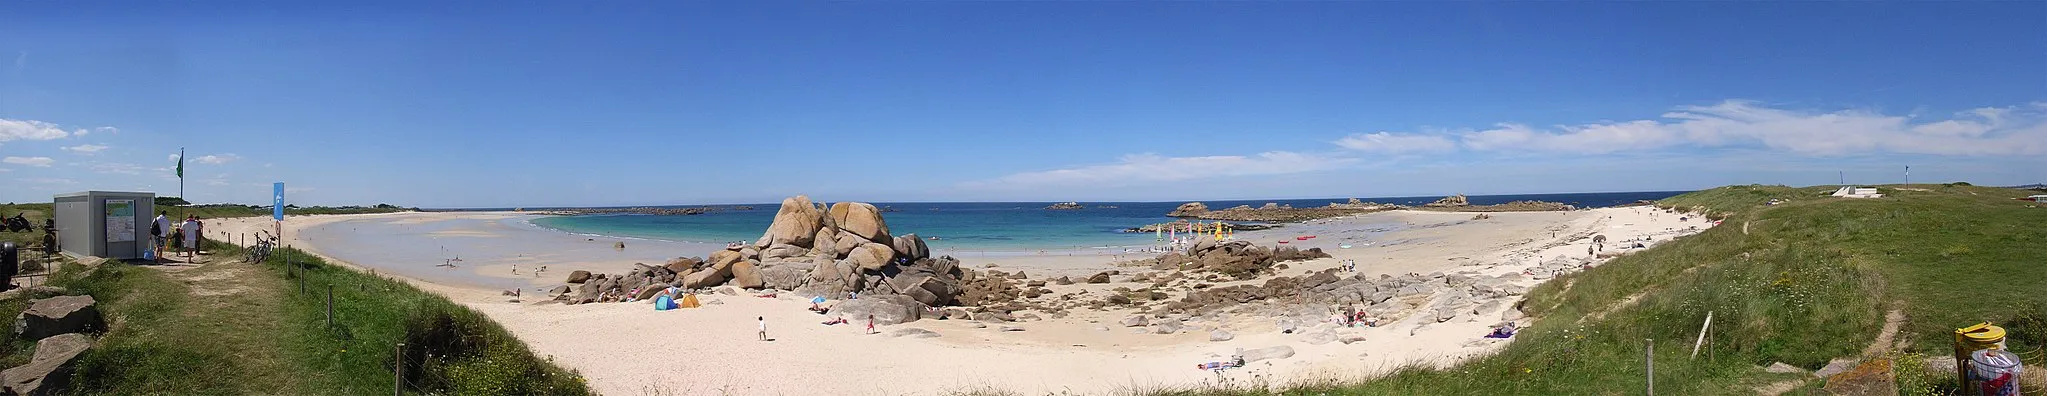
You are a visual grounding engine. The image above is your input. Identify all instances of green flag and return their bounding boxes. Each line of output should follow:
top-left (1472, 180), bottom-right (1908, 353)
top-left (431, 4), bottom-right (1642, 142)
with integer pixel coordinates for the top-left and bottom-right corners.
top-left (175, 148), bottom-right (184, 178)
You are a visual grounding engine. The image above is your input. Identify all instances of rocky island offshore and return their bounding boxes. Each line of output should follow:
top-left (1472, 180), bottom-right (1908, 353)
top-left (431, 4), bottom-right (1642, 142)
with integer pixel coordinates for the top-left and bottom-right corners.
top-left (1164, 195), bottom-right (1574, 222)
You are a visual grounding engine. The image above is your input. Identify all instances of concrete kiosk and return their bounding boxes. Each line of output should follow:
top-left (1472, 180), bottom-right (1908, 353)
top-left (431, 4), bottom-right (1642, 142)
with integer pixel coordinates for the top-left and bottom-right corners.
top-left (52, 191), bottom-right (155, 259)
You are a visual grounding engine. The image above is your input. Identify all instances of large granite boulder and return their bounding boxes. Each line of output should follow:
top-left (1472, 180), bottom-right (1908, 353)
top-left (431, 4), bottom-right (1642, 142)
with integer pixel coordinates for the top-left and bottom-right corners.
top-left (730, 260), bottom-right (765, 289)
top-left (1, 333), bottom-right (93, 396)
top-left (831, 230), bottom-right (866, 257)
top-left (828, 202), bottom-right (891, 243)
top-left (847, 243), bottom-right (895, 271)
top-left (1168, 202), bottom-right (1210, 217)
top-left (760, 195), bottom-right (826, 246)
top-left (891, 274), bottom-right (958, 307)
top-left (760, 265), bottom-right (809, 290)
top-left (826, 295), bottom-right (924, 325)
top-left (892, 234), bottom-right (929, 262)
top-left (663, 257), bottom-right (702, 274)
top-left (14, 296), bottom-right (103, 342)
top-left (811, 228), bottom-right (839, 258)
top-left (680, 263), bottom-right (734, 289)
top-left (565, 270), bottom-right (592, 284)
top-left (761, 244), bottom-right (809, 260)
top-left (795, 260), bottom-right (865, 298)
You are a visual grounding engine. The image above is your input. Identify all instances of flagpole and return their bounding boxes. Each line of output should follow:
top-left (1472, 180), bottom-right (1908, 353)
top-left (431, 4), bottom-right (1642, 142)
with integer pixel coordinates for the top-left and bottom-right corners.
top-left (178, 148), bottom-right (185, 221)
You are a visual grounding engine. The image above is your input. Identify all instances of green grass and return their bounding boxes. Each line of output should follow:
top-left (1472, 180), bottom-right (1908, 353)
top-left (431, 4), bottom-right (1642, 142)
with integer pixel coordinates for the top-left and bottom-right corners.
top-left (1126, 183), bottom-right (2047, 395)
top-left (2, 236), bottom-right (587, 394)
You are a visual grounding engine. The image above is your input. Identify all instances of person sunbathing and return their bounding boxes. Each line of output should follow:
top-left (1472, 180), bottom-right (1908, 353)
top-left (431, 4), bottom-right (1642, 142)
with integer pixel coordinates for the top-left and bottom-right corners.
top-left (821, 317), bottom-right (848, 325)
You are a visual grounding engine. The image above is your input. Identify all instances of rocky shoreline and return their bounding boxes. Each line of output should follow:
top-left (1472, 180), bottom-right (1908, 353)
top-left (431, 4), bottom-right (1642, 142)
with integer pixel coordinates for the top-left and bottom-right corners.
top-left (1166, 199), bottom-right (1404, 222)
top-left (1164, 196), bottom-right (1575, 222)
top-left (1123, 220), bottom-right (1281, 233)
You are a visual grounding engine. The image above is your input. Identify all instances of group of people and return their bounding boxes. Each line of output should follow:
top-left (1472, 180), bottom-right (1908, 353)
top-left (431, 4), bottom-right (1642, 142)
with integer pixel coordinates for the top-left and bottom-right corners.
top-left (150, 211), bottom-right (206, 263)
top-left (1338, 305), bottom-right (1379, 328)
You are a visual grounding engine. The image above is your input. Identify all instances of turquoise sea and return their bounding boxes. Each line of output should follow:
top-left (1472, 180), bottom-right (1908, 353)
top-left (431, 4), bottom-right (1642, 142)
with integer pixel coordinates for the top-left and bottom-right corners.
top-left (525, 191), bottom-right (1688, 253)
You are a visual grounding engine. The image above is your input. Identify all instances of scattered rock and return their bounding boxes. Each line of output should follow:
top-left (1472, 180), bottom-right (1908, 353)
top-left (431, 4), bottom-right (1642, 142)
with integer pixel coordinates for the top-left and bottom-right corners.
top-left (1087, 272), bottom-right (1112, 284)
top-left (827, 295), bottom-right (925, 325)
top-left (730, 260), bottom-right (765, 289)
top-left (1120, 315), bottom-right (1150, 327)
top-left (14, 296), bottom-right (104, 342)
top-left (0, 333), bottom-right (93, 396)
top-left (1209, 330), bottom-right (1235, 342)
top-left (1765, 362), bottom-right (1807, 374)
top-left (1150, 322), bottom-right (1183, 334)
top-left (1815, 358), bottom-right (1860, 378)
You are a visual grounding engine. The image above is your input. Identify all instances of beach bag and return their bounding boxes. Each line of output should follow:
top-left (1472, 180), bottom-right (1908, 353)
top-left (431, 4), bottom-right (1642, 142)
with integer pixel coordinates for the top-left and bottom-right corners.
top-left (654, 295), bottom-right (677, 311)
top-left (143, 250), bottom-right (155, 261)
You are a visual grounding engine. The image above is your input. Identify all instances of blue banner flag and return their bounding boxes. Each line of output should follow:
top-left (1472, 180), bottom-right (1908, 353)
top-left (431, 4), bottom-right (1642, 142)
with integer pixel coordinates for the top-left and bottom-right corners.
top-left (273, 182), bottom-right (285, 221)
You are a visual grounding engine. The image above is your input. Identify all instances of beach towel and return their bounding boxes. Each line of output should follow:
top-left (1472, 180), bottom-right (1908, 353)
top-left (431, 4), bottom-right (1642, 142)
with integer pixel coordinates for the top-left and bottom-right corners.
top-left (654, 295), bottom-right (677, 311)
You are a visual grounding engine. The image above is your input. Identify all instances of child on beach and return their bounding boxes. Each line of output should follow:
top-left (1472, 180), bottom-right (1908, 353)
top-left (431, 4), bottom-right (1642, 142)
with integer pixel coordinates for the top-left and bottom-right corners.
top-left (867, 315), bottom-right (877, 334)
top-left (758, 316), bottom-right (768, 341)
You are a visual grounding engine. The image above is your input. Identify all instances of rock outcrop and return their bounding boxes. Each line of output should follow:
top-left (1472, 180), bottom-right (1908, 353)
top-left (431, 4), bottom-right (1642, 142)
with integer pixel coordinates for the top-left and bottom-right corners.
top-left (1157, 241), bottom-right (1328, 280)
top-left (1425, 194), bottom-right (1469, 207)
top-left (1167, 202), bottom-right (1210, 217)
top-left (826, 295), bottom-right (924, 325)
top-left (14, 296), bottom-right (103, 342)
top-left (1044, 202), bottom-right (1084, 210)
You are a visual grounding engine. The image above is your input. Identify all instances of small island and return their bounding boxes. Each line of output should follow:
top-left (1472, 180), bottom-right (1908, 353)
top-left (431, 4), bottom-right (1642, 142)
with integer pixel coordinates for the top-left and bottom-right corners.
top-left (1045, 202), bottom-right (1085, 210)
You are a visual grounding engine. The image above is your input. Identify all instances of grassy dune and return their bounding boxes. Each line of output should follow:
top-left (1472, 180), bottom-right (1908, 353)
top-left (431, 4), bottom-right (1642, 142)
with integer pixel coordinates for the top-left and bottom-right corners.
top-left (1140, 183), bottom-right (2045, 395)
top-left (0, 203), bottom-right (585, 395)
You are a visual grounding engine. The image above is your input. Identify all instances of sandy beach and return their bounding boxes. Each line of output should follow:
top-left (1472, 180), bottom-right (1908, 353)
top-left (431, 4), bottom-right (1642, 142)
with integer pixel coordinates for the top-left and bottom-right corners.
top-left (209, 206), bottom-right (1709, 395)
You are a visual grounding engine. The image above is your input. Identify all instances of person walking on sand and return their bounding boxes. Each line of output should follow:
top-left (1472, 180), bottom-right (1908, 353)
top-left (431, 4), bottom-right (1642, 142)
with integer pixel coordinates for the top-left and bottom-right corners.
top-left (181, 216), bottom-right (200, 259)
top-left (867, 315), bottom-right (877, 334)
top-left (757, 316), bottom-right (768, 341)
top-left (151, 211), bottom-right (171, 263)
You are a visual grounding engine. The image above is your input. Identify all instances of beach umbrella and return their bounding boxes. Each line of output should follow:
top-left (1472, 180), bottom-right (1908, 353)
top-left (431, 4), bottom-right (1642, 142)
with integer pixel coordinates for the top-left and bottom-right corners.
top-left (811, 296), bottom-right (827, 304)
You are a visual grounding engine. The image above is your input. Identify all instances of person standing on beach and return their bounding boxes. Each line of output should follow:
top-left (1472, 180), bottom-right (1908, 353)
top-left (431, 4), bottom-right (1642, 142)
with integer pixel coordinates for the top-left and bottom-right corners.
top-left (757, 316), bottom-right (767, 341)
top-left (867, 315), bottom-right (877, 334)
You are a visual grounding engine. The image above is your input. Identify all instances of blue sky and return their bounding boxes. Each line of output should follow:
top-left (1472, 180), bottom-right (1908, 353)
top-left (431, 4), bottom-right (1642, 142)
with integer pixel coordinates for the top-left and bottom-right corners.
top-left (1, 2), bottom-right (2043, 208)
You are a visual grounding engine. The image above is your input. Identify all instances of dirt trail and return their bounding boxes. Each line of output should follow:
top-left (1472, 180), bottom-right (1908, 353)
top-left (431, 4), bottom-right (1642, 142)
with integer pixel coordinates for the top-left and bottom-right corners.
top-left (1755, 307), bottom-right (1906, 395)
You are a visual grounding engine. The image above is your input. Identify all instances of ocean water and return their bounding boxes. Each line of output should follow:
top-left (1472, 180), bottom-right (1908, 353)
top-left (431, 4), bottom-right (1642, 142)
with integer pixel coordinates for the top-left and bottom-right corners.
top-left (527, 191), bottom-right (1688, 252)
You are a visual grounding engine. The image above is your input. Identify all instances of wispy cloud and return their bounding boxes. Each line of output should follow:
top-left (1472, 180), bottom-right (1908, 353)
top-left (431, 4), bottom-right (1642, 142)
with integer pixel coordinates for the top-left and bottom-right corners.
top-left (1333, 132), bottom-right (1458, 154)
top-left (3, 156), bottom-right (55, 167)
top-left (0, 118), bottom-right (73, 143)
top-left (76, 127), bottom-right (116, 137)
top-left (62, 144), bottom-right (109, 154)
top-left (964, 151), bottom-right (1357, 189)
top-left (971, 99), bottom-right (2047, 191)
top-left (195, 154), bottom-right (240, 164)
top-left (1364, 100), bottom-right (2047, 156)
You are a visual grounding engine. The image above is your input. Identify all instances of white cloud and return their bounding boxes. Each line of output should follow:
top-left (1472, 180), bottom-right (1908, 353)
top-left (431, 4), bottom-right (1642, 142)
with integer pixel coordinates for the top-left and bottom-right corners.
top-left (3, 156), bottom-right (54, 167)
top-left (0, 118), bottom-right (72, 142)
top-left (1333, 132), bottom-right (1458, 154)
top-left (966, 151), bottom-right (1357, 188)
top-left (195, 154), bottom-right (240, 164)
top-left (86, 126), bottom-right (116, 136)
top-left (62, 144), bottom-right (109, 154)
top-left (1363, 100), bottom-right (2047, 156)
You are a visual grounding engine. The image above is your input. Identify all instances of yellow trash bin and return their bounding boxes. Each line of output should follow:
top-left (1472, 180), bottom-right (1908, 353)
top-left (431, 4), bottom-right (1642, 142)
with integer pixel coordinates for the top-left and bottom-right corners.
top-left (1954, 323), bottom-right (2009, 393)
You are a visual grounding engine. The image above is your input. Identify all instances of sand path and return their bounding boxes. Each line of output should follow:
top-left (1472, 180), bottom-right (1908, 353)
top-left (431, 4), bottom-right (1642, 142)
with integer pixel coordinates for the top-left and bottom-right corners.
top-left (209, 207), bottom-right (1708, 395)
